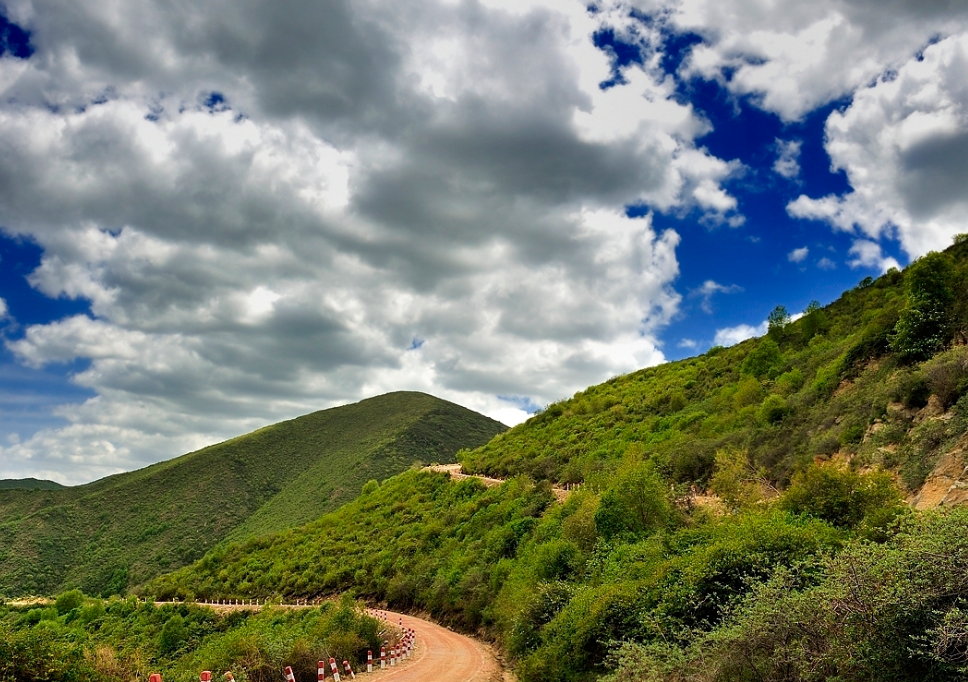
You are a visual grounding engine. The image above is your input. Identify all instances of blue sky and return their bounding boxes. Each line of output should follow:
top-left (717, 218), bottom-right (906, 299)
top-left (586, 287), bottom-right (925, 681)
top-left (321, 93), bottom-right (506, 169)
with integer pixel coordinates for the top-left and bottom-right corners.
top-left (0, 0), bottom-right (966, 483)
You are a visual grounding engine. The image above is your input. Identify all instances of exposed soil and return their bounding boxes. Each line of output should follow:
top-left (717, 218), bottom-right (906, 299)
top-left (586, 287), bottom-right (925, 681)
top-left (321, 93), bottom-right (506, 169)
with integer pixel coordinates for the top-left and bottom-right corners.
top-left (366, 611), bottom-right (505, 682)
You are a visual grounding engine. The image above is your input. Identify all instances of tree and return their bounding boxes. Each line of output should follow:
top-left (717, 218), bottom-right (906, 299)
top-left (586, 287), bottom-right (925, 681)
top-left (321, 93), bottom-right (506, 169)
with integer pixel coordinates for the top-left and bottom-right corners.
top-left (891, 251), bottom-right (955, 362)
top-left (800, 300), bottom-right (828, 343)
top-left (767, 305), bottom-right (790, 340)
top-left (594, 461), bottom-right (674, 541)
top-left (158, 613), bottom-right (188, 654)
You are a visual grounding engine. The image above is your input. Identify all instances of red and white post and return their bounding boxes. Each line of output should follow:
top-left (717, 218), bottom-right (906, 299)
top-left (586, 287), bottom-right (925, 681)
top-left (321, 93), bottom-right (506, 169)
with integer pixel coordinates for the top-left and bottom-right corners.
top-left (201, 673), bottom-right (213, 682)
top-left (225, 674), bottom-right (235, 682)
top-left (367, 650), bottom-right (373, 673)
top-left (318, 660), bottom-right (326, 682)
top-left (149, 675), bottom-right (162, 682)
top-left (284, 667), bottom-right (296, 682)
top-left (329, 657), bottom-right (341, 682)
top-left (342, 660), bottom-right (355, 680)
top-left (380, 646), bottom-right (386, 669)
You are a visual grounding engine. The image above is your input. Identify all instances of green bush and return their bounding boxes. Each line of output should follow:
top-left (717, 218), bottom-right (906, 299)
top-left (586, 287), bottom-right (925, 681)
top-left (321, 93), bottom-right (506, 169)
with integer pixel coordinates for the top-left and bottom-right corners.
top-left (780, 464), bottom-right (903, 530)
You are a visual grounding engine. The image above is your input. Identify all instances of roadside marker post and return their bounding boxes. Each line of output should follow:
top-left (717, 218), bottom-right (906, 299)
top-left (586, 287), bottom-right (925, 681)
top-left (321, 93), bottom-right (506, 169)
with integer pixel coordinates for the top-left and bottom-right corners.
top-left (201, 673), bottom-right (213, 682)
top-left (318, 660), bottom-right (326, 681)
top-left (149, 675), bottom-right (162, 682)
top-left (330, 657), bottom-right (341, 682)
top-left (343, 660), bottom-right (355, 680)
top-left (367, 650), bottom-right (373, 673)
top-left (224, 674), bottom-right (235, 682)
top-left (284, 667), bottom-right (296, 682)
top-left (381, 646), bottom-right (386, 669)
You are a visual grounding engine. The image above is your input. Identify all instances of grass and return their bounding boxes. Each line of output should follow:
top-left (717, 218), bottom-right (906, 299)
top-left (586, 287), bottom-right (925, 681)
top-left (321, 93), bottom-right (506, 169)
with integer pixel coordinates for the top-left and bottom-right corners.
top-left (0, 391), bottom-right (505, 597)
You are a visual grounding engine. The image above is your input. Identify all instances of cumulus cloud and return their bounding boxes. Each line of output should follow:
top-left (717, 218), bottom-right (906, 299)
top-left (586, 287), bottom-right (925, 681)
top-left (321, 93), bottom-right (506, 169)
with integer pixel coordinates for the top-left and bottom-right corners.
top-left (788, 246), bottom-right (809, 263)
top-left (0, 0), bottom-right (734, 483)
top-left (847, 239), bottom-right (901, 272)
top-left (787, 33), bottom-right (968, 259)
top-left (714, 320), bottom-right (768, 347)
top-left (773, 139), bottom-right (802, 179)
top-left (661, 0), bottom-right (968, 121)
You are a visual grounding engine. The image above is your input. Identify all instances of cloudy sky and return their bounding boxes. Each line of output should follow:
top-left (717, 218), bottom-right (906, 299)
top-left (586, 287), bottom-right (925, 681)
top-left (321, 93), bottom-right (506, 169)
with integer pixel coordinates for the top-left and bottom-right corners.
top-left (1, 0), bottom-right (967, 484)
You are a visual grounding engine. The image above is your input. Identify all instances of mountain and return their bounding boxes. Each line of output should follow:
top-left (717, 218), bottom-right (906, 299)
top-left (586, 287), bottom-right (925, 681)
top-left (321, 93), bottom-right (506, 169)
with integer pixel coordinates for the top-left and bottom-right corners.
top-left (0, 478), bottom-right (64, 491)
top-left (147, 239), bottom-right (968, 682)
top-left (0, 391), bottom-right (506, 597)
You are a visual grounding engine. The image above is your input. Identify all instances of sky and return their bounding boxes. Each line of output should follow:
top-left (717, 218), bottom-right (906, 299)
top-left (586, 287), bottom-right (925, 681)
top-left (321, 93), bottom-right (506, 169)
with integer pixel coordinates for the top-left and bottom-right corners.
top-left (1, 0), bottom-right (967, 485)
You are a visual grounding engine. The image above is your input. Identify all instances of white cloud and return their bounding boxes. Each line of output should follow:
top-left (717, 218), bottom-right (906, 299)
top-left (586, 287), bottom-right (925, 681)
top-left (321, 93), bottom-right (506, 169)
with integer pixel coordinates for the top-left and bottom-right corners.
top-left (817, 257), bottom-right (837, 270)
top-left (773, 139), bottom-right (802, 179)
top-left (847, 239), bottom-right (902, 272)
top-left (692, 279), bottom-right (743, 313)
top-left (0, 0), bottom-right (733, 483)
top-left (787, 33), bottom-right (968, 259)
top-left (661, 0), bottom-right (968, 121)
top-left (677, 338), bottom-right (698, 349)
top-left (0, 297), bottom-right (7, 320)
top-left (714, 320), bottom-right (768, 347)
top-left (788, 246), bottom-right (809, 263)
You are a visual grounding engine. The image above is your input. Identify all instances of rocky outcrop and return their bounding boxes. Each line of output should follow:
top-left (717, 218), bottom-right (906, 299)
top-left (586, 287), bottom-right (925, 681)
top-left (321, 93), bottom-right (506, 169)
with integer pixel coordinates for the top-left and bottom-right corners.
top-left (912, 432), bottom-right (968, 509)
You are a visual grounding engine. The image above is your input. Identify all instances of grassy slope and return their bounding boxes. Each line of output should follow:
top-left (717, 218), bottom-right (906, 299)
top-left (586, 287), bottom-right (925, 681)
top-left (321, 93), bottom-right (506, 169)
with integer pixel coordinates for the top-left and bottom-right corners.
top-left (461, 239), bottom-right (968, 494)
top-left (0, 392), bottom-right (505, 597)
top-left (148, 241), bottom-right (968, 682)
top-left (0, 479), bottom-right (65, 491)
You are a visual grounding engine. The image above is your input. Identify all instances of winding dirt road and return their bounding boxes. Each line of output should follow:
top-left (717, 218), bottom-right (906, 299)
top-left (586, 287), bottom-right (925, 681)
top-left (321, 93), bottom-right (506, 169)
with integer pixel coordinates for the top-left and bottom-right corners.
top-left (369, 611), bottom-right (504, 682)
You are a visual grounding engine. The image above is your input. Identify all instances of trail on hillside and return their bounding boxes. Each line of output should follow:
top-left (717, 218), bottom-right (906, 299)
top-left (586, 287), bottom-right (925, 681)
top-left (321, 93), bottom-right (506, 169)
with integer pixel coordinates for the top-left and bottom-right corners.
top-left (370, 611), bottom-right (504, 682)
top-left (425, 463), bottom-right (575, 502)
top-left (150, 602), bottom-right (507, 682)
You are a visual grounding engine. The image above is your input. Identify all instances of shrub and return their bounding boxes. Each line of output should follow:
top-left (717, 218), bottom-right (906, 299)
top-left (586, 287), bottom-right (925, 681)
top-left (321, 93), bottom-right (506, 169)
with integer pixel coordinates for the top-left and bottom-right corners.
top-left (780, 464), bottom-right (903, 530)
top-left (53, 589), bottom-right (84, 616)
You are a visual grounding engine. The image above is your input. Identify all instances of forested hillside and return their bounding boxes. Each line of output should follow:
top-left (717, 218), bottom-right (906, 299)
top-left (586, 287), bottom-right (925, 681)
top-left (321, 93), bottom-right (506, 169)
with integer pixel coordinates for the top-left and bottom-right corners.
top-left (0, 392), bottom-right (505, 597)
top-left (145, 239), bottom-right (968, 682)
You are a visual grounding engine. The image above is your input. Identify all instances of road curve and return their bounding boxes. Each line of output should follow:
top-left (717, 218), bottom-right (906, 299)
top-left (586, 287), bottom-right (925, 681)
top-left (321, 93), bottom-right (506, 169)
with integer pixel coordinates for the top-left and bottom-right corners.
top-left (369, 611), bottom-right (503, 682)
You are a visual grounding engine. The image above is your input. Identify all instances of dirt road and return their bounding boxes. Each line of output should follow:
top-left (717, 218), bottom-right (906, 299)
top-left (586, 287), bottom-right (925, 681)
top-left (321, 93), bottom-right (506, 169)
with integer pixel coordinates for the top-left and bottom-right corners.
top-left (370, 611), bottom-right (504, 682)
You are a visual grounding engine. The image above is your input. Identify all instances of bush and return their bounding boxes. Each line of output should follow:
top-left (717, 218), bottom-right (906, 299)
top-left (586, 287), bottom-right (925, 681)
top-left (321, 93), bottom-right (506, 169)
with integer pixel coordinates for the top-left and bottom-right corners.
top-left (780, 464), bottom-right (903, 530)
top-left (53, 589), bottom-right (84, 616)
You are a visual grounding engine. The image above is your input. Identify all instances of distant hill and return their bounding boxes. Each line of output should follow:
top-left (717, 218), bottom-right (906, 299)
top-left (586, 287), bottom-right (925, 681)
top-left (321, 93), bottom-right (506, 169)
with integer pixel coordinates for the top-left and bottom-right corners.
top-left (0, 478), bottom-right (64, 491)
top-left (0, 391), bottom-right (505, 597)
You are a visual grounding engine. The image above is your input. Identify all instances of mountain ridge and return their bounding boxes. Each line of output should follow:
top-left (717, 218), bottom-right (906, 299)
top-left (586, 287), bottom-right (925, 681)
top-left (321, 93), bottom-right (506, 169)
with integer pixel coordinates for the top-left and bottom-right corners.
top-left (0, 391), bottom-right (506, 597)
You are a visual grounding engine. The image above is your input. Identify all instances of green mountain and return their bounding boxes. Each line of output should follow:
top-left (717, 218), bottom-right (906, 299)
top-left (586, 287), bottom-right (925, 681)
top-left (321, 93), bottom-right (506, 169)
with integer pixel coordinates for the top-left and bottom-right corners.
top-left (147, 239), bottom-right (968, 682)
top-left (0, 478), bottom-right (64, 491)
top-left (0, 391), bottom-right (505, 597)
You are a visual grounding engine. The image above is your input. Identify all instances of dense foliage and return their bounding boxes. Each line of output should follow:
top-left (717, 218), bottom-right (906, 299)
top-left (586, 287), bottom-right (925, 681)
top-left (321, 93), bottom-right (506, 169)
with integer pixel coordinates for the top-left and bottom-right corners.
top-left (461, 240), bottom-right (968, 497)
top-left (145, 468), bottom-right (871, 682)
top-left (0, 392), bottom-right (505, 597)
top-left (0, 594), bottom-right (381, 682)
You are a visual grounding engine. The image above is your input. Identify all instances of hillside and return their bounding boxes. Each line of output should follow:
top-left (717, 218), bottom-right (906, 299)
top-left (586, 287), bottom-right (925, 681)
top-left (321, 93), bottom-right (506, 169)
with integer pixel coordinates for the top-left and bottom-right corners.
top-left (0, 392), bottom-right (505, 597)
top-left (146, 239), bottom-right (968, 682)
top-left (0, 478), bottom-right (64, 491)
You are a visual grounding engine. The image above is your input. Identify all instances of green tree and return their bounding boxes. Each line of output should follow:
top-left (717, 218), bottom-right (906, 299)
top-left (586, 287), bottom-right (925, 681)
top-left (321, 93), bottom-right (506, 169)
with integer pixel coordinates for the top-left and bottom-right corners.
top-left (594, 461), bottom-right (674, 541)
top-left (767, 305), bottom-right (790, 340)
top-left (891, 251), bottom-right (955, 362)
top-left (158, 613), bottom-right (188, 654)
top-left (740, 338), bottom-right (782, 379)
top-left (800, 300), bottom-right (828, 343)
top-left (53, 589), bottom-right (84, 615)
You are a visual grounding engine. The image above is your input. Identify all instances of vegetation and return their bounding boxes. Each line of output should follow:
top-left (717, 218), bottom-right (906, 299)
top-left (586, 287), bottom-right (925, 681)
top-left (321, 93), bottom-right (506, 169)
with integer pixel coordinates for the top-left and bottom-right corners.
top-left (0, 593), bottom-right (381, 682)
top-left (0, 392), bottom-right (505, 597)
top-left (10, 240), bottom-right (968, 681)
top-left (0, 479), bottom-right (65, 491)
top-left (139, 238), bottom-right (968, 682)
